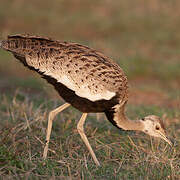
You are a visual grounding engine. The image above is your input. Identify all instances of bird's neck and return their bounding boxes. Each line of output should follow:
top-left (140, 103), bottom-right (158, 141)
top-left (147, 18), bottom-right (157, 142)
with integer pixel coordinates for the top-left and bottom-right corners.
top-left (105, 102), bottom-right (144, 131)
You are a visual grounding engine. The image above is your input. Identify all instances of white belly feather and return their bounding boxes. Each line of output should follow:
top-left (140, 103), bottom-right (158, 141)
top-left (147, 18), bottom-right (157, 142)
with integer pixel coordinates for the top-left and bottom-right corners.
top-left (44, 71), bottom-right (116, 102)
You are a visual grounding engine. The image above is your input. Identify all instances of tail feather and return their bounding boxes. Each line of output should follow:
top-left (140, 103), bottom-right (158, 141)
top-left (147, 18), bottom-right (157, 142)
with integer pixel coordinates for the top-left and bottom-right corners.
top-left (0, 34), bottom-right (60, 70)
top-left (0, 40), bottom-right (6, 49)
top-left (1, 34), bottom-right (58, 54)
top-left (7, 34), bottom-right (54, 42)
top-left (0, 35), bottom-right (33, 54)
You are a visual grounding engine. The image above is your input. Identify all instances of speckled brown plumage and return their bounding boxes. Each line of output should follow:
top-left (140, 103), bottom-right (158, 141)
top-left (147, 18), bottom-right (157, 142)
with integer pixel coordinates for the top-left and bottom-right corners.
top-left (1, 34), bottom-right (128, 116)
top-left (0, 34), bottom-right (172, 166)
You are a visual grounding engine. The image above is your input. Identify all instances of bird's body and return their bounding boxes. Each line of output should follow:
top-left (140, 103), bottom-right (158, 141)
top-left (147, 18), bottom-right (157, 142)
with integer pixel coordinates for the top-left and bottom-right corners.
top-left (1, 35), bottom-right (127, 113)
top-left (0, 34), bottom-right (172, 166)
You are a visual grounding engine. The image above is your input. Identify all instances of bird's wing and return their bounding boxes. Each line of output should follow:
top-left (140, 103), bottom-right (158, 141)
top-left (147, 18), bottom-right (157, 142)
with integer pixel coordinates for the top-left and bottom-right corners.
top-left (25, 52), bottom-right (128, 102)
top-left (25, 54), bottom-right (118, 102)
top-left (2, 34), bottom-right (128, 102)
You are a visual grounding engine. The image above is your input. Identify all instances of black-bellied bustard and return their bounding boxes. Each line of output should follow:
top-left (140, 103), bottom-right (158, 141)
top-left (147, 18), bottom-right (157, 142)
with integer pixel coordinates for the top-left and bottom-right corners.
top-left (0, 35), bottom-right (172, 166)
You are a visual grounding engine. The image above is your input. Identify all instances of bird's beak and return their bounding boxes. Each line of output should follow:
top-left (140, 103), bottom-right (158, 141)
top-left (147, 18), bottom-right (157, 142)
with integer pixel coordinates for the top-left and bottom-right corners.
top-left (159, 131), bottom-right (173, 147)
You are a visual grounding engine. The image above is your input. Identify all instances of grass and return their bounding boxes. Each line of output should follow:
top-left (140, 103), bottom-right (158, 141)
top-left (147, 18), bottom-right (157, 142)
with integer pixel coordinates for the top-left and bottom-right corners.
top-left (0, 86), bottom-right (179, 179)
top-left (0, 0), bottom-right (180, 179)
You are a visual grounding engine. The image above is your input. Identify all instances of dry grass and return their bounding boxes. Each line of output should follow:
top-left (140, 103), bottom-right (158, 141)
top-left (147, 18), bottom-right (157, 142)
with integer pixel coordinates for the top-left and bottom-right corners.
top-left (0, 90), bottom-right (179, 179)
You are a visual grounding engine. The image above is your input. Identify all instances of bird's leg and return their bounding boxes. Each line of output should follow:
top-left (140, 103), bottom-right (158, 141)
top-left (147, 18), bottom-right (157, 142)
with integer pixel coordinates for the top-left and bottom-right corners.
top-left (77, 113), bottom-right (100, 166)
top-left (43, 103), bottom-right (71, 160)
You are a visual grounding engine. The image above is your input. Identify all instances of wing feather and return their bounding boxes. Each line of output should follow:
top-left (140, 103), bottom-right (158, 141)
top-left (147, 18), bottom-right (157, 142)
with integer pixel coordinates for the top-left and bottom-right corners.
top-left (2, 35), bottom-right (128, 102)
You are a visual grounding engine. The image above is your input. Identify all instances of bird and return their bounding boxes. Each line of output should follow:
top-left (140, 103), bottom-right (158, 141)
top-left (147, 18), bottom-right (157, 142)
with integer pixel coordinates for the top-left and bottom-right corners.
top-left (0, 34), bottom-right (172, 166)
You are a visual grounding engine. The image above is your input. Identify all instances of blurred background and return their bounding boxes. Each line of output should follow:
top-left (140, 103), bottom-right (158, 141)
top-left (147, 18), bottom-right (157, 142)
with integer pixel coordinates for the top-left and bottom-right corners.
top-left (0, 0), bottom-right (180, 106)
top-left (0, 0), bottom-right (180, 109)
top-left (0, 0), bottom-right (180, 178)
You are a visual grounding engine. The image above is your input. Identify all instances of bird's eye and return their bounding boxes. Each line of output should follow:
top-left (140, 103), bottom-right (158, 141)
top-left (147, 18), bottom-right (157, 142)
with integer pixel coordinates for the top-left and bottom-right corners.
top-left (155, 126), bottom-right (160, 130)
top-left (142, 118), bottom-right (145, 121)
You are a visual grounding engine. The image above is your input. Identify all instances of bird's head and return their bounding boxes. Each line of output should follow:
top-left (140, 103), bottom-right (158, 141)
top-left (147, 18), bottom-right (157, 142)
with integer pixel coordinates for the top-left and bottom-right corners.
top-left (141, 115), bottom-right (172, 146)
